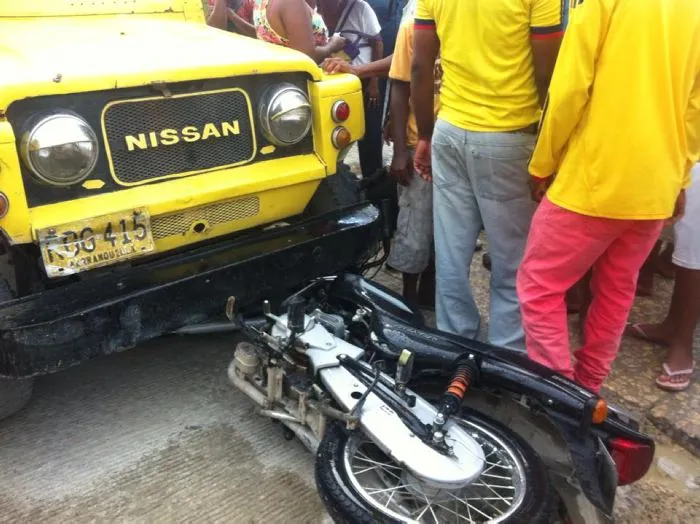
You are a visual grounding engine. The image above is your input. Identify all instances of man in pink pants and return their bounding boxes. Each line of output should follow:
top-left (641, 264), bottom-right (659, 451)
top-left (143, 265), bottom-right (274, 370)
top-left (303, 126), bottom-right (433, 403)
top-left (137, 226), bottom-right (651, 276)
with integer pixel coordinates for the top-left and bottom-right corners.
top-left (517, 0), bottom-right (700, 393)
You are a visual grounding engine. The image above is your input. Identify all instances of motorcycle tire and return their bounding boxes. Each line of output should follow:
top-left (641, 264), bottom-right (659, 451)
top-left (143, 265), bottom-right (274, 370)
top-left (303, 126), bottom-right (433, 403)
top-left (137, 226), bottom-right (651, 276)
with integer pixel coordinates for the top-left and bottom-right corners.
top-left (315, 408), bottom-right (553, 524)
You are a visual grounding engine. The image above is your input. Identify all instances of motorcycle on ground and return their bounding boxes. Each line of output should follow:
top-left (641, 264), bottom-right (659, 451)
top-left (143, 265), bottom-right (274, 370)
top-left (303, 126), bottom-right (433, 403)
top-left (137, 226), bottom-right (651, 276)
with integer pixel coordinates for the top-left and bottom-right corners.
top-left (227, 273), bottom-right (654, 523)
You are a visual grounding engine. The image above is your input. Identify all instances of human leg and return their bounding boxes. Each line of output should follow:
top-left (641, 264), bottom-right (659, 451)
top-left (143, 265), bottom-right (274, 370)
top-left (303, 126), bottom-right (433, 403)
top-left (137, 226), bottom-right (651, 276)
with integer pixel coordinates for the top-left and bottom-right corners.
top-left (358, 86), bottom-right (384, 178)
top-left (517, 198), bottom-right (615, 378)
top-left (386, 160), bottom-right (434, 306)
top-left (466, 131), bottom-right (536, 350)
top-left (574, 220), bottom-right (664, 392)
top-left (656, 166), bottom-right (700, 390)
top-left (417, 255), bottom-right (436, 309)
top-left (432, 120), bottom-right (483, 338)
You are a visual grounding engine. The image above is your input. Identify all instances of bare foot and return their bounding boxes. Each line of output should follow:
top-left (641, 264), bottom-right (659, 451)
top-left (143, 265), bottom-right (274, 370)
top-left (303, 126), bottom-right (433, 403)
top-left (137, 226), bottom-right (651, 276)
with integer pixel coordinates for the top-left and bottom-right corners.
top-left (665, 344), bottom-right (695, 372)
top-left (624, 323), bottom-right (673, 346)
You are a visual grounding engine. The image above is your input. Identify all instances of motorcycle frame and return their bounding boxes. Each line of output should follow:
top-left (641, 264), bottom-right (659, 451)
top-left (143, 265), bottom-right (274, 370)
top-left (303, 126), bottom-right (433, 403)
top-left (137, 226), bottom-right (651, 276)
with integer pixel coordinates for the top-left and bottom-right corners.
top-left (302, 274), bottom-right (652, 520)
top-left (231, 273), bottom-right (652, 523)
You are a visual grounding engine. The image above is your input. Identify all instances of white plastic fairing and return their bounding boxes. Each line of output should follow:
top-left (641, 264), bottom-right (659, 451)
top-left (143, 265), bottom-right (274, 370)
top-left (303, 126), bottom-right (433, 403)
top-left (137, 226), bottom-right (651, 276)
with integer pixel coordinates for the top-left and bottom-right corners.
top-left (271, 314), bottom-right (485, 489)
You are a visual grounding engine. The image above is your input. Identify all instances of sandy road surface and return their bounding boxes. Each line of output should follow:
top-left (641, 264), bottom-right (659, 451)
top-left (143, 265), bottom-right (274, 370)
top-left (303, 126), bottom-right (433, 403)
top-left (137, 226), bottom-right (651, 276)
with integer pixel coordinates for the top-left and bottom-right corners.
top-left (1, 331), bottom-right (698, 523)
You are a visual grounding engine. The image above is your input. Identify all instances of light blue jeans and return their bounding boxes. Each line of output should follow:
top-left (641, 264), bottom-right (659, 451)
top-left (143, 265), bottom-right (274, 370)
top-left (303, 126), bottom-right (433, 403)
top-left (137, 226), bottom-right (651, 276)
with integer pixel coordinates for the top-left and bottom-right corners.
top-left (431, 119), bottom-right (537, 351)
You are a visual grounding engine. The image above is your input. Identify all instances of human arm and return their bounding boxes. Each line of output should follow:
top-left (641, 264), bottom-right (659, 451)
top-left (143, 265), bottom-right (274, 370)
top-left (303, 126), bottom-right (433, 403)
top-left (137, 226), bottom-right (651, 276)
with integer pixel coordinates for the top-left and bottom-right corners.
top-left (529, 0), bottom-right (565, 106)
top-left (322, 54), bottom-right (393, 77)
top-left (227, 9), bottom-right (257, 38)
top-left (278, 0), bottom-right (345, 62)
top-left (367, 37), bottom-right (385, 106)
top-left (389, 81), bottom-right (411, 184)
top-left (355, 4), bottom-right (384, 106)
top-left (528, 0), bottom-right (613, 180)
top-left (207, 0), bottom-right (230, 30)
top-left (387, 22), bottom-right (414, 185)
top-left (410, 2), bottom-right (439, 178)
top-left (531, 38), bottom-right (562, 107)
top-left (313, 35), bottom-right (347, 62)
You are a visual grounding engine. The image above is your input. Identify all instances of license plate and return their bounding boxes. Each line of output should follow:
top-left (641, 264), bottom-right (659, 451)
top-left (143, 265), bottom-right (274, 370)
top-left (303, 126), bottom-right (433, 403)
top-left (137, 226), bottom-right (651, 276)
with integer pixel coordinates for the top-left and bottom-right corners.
top-left (38, 208), bottom-right (155, 278)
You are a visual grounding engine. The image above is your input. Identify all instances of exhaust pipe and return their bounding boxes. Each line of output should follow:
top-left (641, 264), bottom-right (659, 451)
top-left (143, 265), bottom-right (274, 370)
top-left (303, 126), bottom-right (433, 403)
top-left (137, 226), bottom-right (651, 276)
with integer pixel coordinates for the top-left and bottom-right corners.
top-left (227, 359), bottom-right (320, 453)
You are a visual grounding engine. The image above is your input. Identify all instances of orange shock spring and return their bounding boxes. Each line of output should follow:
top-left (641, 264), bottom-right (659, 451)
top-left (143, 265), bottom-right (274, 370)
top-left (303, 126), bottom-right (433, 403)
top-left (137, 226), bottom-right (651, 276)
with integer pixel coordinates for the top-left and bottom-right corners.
top-left (446, 365), bottom-right (473, 401)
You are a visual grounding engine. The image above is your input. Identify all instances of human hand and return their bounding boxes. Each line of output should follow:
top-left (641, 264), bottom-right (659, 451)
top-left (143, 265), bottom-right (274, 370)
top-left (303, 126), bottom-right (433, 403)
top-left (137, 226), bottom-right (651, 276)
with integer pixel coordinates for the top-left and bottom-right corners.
top-left (321, 56), bottom-right (352, 75)
top-left (668, 189), bottom-right (686, 225)
top-left (382, 119), bottom-right (393, 144)
top-left (414, 138), bottom-right (432, 181)
top-left (329, 34), bottom-right (347, 53)
top-left (390, 149), bottom-right (412, 186)
top-left (529, 174), bottom-right (554, 203)
top-left (367, 78), bottom-right (381, 108)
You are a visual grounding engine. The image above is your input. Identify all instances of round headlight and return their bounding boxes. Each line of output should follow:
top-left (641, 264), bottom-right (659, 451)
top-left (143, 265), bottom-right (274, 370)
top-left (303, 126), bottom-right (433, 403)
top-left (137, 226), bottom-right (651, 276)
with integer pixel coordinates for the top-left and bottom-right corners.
top-left (20, 113), bottom-right (98, 186)
top-left (259, 84), bottom-right (312, 146)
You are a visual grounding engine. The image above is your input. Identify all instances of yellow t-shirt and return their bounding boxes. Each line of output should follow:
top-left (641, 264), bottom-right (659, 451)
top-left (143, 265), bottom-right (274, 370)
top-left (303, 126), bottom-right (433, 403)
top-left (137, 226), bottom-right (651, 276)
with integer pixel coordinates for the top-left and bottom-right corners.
top-left (529, 0), bottom-right (700, 220)
top-left (388, 21), bottom-right (440, 148)
top-left (414, 0), bottom-right (563, 132)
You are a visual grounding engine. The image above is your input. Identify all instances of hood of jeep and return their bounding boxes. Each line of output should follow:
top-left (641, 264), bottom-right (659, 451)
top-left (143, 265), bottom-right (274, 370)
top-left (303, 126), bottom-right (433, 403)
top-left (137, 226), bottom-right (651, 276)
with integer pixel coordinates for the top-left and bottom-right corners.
top-left (0, 16), bottom-right (321, 109)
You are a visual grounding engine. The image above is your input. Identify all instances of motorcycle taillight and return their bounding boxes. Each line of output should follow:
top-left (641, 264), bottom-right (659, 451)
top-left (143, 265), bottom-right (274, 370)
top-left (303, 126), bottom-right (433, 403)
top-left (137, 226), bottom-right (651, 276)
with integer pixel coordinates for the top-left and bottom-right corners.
top-left (609, 437), bottom-right (654, 485)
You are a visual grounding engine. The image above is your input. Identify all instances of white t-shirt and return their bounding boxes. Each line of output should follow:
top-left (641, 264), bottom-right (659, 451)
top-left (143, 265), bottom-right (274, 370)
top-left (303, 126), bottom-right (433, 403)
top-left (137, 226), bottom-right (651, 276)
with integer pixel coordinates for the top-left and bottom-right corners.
top-left (334, 0), bottom-right (382, 66)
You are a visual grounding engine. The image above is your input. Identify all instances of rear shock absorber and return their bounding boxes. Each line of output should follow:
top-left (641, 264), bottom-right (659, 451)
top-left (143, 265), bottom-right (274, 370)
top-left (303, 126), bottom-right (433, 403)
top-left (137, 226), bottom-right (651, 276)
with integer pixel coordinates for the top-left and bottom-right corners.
top-left (432, 360), bottom-right (478, 445)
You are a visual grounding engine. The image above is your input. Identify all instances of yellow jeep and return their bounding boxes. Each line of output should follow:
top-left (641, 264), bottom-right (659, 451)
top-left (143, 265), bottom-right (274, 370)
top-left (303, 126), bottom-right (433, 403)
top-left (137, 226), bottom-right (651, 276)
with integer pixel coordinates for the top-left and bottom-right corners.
top-left (0, 0), bottom-right (380, 418)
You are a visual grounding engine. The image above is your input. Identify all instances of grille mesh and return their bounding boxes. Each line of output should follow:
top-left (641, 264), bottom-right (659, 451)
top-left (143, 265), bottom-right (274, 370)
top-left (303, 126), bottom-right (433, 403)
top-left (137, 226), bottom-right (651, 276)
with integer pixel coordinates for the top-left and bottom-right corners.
top-left (103, 90), bottom-right (255, 185)
top-left (152, 196), bottom-right (260, 240)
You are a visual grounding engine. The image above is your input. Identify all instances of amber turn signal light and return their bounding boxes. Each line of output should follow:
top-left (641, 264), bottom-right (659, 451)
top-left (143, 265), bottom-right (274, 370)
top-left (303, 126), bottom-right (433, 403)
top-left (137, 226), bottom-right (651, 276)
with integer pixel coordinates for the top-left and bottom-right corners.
top-left (331, 100), bottom-right (350, 122)
top-left (592, 398), bottom-right (608, 424)
top-left (0, 193), bottom-right (9, 218)
top-left (332, 126), bottom-right (352, 149)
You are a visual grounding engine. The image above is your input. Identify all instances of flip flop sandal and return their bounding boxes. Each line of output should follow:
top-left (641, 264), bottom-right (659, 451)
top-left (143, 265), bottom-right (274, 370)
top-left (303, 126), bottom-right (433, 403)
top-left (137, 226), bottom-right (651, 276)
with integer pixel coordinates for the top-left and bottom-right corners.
top-left (656, 363), bottom-right (694, 392)
top-left (624, 323), bottom-right (670, 346)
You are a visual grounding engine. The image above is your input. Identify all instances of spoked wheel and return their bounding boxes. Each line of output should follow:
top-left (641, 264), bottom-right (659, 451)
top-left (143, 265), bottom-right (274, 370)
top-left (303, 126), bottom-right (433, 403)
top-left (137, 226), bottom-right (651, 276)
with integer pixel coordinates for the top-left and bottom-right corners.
top-left (315, 409), bottom-right (552, 523)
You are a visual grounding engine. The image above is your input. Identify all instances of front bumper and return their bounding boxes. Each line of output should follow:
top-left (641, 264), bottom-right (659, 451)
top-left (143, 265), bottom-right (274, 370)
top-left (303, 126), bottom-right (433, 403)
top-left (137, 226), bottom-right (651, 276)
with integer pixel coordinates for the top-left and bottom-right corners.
top-left (0, 202), bottom-right (380, 378)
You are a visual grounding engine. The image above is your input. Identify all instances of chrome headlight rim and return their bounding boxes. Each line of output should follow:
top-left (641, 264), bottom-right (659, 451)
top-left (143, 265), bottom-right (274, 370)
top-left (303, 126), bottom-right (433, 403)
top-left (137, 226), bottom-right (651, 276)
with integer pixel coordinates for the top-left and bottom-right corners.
top-left (258, 83), bottom-right (312, 147)
top-left (20, 112), bottom-right (99, 187)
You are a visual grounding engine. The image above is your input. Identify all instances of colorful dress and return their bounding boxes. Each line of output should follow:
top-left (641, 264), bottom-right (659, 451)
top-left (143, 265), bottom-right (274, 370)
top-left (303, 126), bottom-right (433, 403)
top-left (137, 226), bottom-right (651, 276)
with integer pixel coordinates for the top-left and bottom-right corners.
top-left (253, 0), bottom-right (329, 47)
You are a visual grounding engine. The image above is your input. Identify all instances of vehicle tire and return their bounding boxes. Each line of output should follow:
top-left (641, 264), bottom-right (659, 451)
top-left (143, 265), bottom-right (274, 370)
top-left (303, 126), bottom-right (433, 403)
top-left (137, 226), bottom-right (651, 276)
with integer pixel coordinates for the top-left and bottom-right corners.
top-left (304, 163), bottom-right (363, 217)
top-left (315, 408), bottom-right (553, 523)
top-left (0, 377), bottom-right (34, 421)
top-left (0, 278), bottom-right (34, 421)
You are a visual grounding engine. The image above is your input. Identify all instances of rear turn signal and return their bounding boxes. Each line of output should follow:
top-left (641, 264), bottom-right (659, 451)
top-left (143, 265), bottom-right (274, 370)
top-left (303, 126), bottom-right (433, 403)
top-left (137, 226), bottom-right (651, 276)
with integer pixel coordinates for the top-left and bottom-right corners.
top-left (0, 193), bottom-right (9, 218)
top-left (592, 399), bottom-right (608, 424)
top-left (609, 437), bottom-right (654, 485)
top-left (331, 100), bottom-right (350, 122)
top-left (332, 126), bottom-right (352, 149)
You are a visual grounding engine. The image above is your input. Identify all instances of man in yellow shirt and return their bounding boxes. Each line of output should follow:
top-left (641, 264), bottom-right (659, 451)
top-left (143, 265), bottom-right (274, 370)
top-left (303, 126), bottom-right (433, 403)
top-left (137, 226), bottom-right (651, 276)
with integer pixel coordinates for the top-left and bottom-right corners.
top-left (411, 0), bottom-right (563, 350)
top-left (385, 20), bottom-right (440, 308)
top-left (518, 0), bottom-right (700, 393)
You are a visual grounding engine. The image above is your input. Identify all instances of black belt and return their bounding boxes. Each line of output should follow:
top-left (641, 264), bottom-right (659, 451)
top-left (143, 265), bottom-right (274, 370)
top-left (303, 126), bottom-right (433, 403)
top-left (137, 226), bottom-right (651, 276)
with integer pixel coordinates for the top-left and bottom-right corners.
top-left (509, 123), bottom-right (538, 135)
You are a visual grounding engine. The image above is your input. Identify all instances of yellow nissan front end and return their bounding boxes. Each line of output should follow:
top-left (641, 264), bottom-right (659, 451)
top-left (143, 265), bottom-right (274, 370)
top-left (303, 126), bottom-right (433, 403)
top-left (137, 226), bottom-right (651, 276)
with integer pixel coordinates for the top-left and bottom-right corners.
top-left (0, 0), bottom-right (380, 418)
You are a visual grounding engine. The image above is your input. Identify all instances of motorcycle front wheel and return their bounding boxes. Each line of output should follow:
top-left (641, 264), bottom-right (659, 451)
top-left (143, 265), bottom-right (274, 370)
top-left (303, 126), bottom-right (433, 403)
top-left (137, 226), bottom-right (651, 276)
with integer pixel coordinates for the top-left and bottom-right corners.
top-left (315, 408), bottom-right (553, 523)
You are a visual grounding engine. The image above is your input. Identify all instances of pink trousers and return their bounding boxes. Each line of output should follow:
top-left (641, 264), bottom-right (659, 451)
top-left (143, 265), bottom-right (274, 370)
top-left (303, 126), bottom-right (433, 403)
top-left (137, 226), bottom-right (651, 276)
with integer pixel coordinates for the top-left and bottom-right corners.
top-left (517, 197), bottom-right (664, 393)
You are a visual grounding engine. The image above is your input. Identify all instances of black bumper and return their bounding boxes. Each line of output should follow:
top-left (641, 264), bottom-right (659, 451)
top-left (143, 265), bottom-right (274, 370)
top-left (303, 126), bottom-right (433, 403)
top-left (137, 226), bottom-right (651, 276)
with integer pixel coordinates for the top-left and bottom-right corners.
top-left (0, 203), bottom-right (380, 378)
